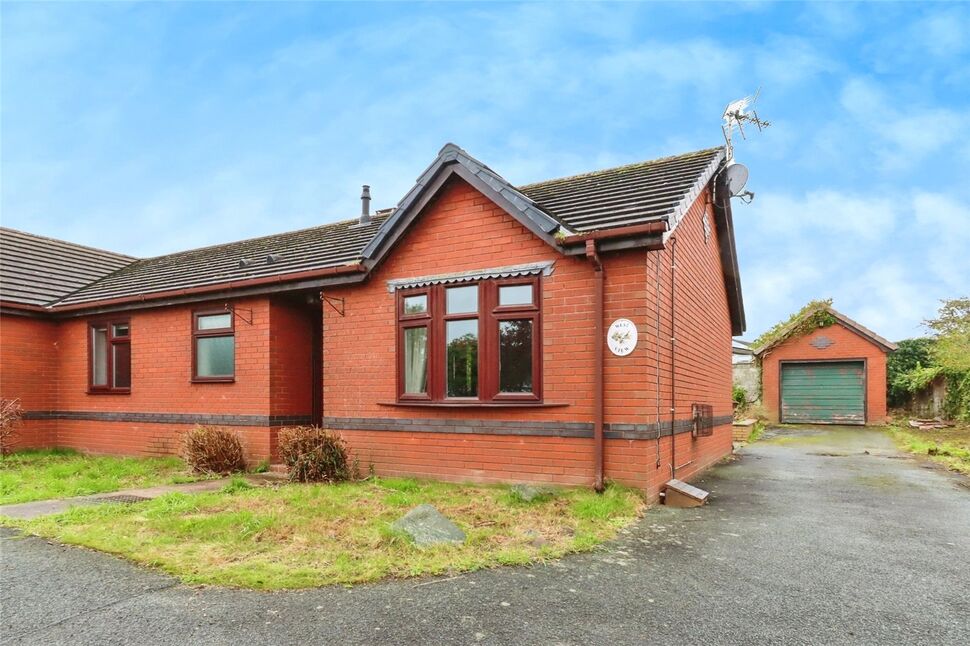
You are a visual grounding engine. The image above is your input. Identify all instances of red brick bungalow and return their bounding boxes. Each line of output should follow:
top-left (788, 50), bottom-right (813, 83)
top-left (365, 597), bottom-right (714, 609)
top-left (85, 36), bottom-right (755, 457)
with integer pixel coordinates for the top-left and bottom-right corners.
top-left (0, 144), bottom-right (745, 496)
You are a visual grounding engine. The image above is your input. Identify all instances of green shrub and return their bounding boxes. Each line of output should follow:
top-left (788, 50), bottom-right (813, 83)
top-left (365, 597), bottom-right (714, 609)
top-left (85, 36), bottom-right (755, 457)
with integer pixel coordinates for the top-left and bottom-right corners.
top-left (222, 476), bottom-right (254, 493)
top-left (887, 338), bottom-right (936, 408)
top-left (944, 372), bottom-right (970, 422)
top-left (180, 426), bottom-right (246, 475)
top-left (0, 398), bottom-right (24, 456)
top-left (747, 420), bottom-right (766, 443)
top-left (732, 385), bottom-right (748, 415)
top-left (278, 426), bottom-right (351, 483)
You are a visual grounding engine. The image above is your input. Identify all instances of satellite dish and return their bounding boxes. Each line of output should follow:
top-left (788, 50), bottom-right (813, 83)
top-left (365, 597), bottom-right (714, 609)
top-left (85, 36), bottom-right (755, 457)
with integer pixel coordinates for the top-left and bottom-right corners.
top-left (724, 163), bottom-right (749, 196)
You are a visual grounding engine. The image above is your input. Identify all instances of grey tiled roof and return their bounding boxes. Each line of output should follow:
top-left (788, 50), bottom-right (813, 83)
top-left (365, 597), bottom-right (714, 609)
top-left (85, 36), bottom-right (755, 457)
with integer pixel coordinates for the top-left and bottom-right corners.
top-left (55, 216), bottom-right (388, 306)
top-left (518, 147), bottom-right (725, 232)
top-left (5, 144), bottom-right (729, 311)
top-left (0, 228), bottom-right (134, 306)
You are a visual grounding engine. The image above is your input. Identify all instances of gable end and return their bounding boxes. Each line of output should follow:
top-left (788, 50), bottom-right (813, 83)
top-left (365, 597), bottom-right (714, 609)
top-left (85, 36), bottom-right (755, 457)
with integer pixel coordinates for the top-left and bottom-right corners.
top-left (361, 144), bottom-right (565, 270)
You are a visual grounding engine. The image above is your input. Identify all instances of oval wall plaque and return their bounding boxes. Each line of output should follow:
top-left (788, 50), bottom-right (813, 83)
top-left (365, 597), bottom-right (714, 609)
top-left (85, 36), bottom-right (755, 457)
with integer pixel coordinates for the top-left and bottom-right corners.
top-left (810, 335), bottom-right (834, 350)
top-left (607, 318), bottom-right (638, 356)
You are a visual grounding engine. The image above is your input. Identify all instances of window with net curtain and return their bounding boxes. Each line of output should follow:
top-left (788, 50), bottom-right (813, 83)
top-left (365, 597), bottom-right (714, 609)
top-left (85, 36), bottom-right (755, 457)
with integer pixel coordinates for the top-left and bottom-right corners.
top-left (89, 320), bottom-right (131, 392)
top-left (193, 311), bottom-right (235, 381)
top-left (396, 277), bottom-right (540, 403)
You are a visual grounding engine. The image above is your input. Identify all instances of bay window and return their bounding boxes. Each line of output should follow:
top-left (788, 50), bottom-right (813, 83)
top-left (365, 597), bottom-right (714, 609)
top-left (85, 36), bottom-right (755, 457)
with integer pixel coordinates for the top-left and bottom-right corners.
top-left (89, 320), bottom-right (131, 393)
top-left (396, 277), bottom-right (541, 403)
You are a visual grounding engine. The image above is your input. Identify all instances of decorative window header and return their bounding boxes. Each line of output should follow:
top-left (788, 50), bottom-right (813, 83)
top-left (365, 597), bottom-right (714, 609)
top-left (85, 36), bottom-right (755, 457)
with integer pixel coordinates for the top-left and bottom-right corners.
top-left (386, 261), bottom-right (555, 293)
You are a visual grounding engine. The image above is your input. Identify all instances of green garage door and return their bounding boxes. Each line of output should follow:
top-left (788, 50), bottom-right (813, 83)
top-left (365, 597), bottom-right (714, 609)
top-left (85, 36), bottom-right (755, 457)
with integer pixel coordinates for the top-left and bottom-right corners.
top-left (780, 361), bottom-right (865, 425)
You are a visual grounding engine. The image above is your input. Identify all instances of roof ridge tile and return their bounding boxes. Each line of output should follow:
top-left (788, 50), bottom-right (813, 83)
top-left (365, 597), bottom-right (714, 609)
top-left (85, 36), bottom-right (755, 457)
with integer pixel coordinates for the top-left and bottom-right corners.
top-left (516, 146), bottom-right (723, 190)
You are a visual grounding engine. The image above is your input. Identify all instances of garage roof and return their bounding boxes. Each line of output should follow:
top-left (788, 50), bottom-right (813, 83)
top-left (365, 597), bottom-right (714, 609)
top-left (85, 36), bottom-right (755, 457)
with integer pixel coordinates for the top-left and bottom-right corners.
top-left (753, 305), bottom-right (897, 355)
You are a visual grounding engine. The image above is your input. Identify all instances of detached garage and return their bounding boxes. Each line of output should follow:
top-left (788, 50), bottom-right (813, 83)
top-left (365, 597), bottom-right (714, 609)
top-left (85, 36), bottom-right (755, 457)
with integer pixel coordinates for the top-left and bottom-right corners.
top-left (755, 304), bottom-right (896, 425)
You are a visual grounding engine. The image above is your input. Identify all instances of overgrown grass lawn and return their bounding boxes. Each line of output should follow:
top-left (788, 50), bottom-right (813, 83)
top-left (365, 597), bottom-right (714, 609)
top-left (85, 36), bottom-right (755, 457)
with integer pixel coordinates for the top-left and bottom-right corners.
top-left (5, 477), bottom-right (643, 590)
top-left (887, 423), bottom-right (970, 475)
top-left (0, 449), bottom-right (199, 505)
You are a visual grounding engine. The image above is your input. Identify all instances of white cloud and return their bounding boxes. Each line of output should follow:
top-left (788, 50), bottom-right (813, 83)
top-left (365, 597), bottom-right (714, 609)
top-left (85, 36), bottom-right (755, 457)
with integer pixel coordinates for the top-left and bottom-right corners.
top-left (798, 2), bottom-right (864, 39)
top-left (753, 36), bottom-right (835, 89)
top-left (738, 188), bottom-right (968, 341)
top-left (911, 192), bottom-right (970, 292)
top-left (912, 192), bottom-right (969, 235)
top-left (842, 263), bottom-right (936, 339)
top-left (909, 9), bottom-right (970, 59)
top-left (746, 189), bottom-right (895, 241)
top-left (839, 77), bottom-right (969, 171)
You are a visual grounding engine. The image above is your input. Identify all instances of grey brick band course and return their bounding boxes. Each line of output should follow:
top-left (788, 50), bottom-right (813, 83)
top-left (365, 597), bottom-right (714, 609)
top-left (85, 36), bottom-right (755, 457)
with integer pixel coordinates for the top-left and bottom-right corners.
top-left (323, 415), bottom-right (733, 439)
top-left (23, 411), bottom-right (312, 427)
top-left (22, 411), bottom-right (731, 438)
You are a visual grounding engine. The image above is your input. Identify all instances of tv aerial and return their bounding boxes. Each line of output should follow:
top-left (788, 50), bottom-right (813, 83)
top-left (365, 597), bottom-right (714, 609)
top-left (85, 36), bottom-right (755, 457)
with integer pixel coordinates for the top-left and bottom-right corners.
top-left (720, 89), bottom-right (769, 203)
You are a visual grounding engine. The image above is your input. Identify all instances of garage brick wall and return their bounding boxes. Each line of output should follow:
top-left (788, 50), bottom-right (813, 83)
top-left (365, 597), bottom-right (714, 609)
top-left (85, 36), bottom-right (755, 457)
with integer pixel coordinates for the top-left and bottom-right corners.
top-left (760, 322), bottom-right (889, 424)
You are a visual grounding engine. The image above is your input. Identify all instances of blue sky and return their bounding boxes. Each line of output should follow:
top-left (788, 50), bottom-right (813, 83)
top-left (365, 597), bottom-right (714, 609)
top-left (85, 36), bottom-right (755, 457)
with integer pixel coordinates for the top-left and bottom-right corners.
top-left (2, 1), bottom-right (968, 341)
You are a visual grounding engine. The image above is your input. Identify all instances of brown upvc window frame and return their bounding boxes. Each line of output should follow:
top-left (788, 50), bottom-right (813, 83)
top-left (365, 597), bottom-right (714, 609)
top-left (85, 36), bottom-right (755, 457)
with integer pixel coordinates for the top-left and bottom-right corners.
top-left (88, 318), bottom-right (131, 394)
top-left (489, 277), bottom-right (542, 402)
top-left (395, 276), bottom-right (542, 404)
top-left (191, 309), bottom-right (235, 383)
top-left (397, 288), bottom-right (433, 401)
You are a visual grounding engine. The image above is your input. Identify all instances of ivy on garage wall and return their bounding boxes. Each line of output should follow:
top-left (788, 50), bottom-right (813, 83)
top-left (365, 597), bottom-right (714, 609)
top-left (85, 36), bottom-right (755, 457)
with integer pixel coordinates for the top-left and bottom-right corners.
top-left (752, 299), bottom-right (837, 354)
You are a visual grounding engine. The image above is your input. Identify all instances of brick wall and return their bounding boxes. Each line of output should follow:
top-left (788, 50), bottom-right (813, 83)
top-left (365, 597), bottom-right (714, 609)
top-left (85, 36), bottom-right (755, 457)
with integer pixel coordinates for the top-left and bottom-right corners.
top-left (642, 189), bottom-right (735, 492)
top-left (54, 296), bottom-right (274, 459)
top-left (268, 296), bottom-right (316, 460)
top-left (269, 297), bottom-right (315, 418)
top-left (0, 297), bottom-right (298, 461)
top-left (55, 420), bottom-right (275, 459)
top-left (0, 314), bottom-right (59, 448)
top-left (55, 297), bottom-right (271, 417)
top-left (323, 177), bottom-right (734, 497)
top-left (760, 322), bottom-right (889, 424)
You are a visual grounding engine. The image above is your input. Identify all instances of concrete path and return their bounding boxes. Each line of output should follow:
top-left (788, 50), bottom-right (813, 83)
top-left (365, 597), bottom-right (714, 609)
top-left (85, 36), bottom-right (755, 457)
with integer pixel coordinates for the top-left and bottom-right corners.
top-left (2, 426), bottom-right (969, 645)
top-left (0, 478), bottom-right (231, 520)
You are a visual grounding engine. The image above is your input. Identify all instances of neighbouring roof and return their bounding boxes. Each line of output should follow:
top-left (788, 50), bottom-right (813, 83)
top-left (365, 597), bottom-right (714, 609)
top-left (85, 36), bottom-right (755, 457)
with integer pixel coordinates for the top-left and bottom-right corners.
top-left (518, 147), bottom-right (725, 232)
top-left (732, 339), bottom-right (753, 355)
top-left (3, 143), bottom-right (741, 328)
top-left (0, 227), bottom-right (134, 307)
top-left (752, 305), bottom-right (897, 355)
top-left (55, 216), bottom-right (389, 307)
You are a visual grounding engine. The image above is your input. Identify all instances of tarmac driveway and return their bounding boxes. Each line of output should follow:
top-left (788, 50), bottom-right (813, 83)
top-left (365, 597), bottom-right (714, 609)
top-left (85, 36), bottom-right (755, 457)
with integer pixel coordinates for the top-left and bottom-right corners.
top-left (2, 426), bottom-right (969, 645)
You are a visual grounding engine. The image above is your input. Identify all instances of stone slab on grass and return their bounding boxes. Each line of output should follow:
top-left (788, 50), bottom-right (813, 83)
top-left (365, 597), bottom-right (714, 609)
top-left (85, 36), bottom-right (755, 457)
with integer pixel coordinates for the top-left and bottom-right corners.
top-left (510, 484), bottom-right (557, 502)
top-left (391, 504), bottom-right (466, 547)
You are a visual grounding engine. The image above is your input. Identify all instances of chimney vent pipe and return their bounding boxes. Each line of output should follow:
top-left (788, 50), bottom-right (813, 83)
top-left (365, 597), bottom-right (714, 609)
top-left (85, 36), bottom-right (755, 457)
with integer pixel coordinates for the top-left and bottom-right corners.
top-left (360, 185), bottom-right (372, 224)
